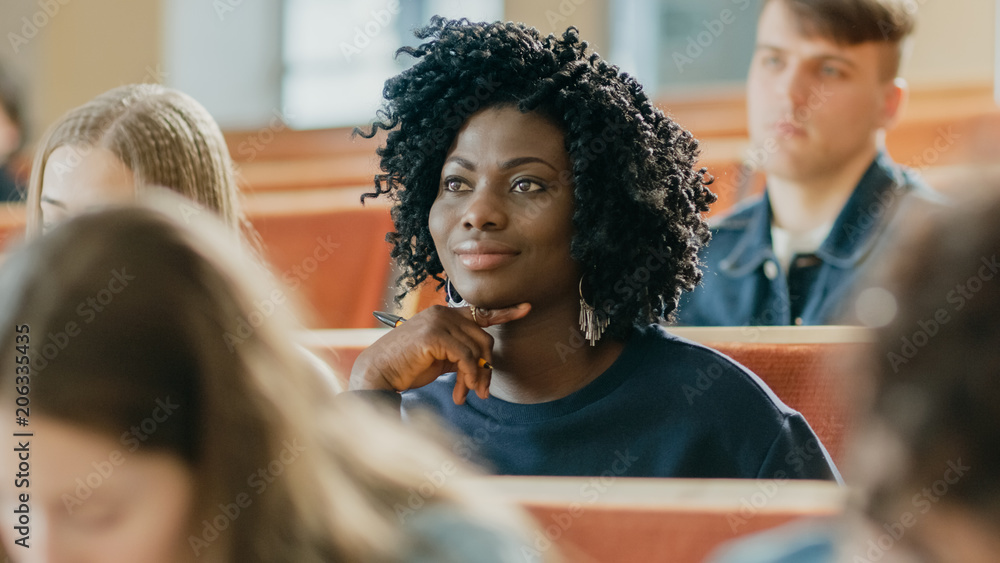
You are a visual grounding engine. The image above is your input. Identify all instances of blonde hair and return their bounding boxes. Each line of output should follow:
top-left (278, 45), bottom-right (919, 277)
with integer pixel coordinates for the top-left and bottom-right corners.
top-left (25, 84), bottom-right (246, 237)
top-left (0, 199), bottom-right (541, 562)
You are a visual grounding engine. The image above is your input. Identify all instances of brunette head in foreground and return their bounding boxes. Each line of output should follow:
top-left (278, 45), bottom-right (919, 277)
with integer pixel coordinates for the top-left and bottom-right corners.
top-left (0, 202), bottom-right (542, 562)
top-left (711, 194), bottom-right (1000, 562)
top-left (856, 194), bottom-right (1000, 563)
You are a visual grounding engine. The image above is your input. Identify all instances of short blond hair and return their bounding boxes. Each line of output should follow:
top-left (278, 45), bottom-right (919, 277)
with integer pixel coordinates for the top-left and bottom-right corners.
top-left (26, 84), bottom-right (244, 236)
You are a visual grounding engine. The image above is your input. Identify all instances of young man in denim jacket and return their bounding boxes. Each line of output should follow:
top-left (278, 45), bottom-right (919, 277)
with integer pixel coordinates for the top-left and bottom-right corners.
top-left (677, 0), bottom-right (942, 327)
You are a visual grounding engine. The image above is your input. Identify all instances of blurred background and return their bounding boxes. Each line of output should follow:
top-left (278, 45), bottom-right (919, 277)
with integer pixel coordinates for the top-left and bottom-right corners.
top-left (0, 0), bottom-right (997, 333)
top-left (0, 0), bottom-right (993, 130)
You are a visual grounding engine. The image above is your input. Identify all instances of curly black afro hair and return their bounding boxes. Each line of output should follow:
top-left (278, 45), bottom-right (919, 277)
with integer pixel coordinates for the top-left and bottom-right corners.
top-left (359, 17), bottom-right (716, 338)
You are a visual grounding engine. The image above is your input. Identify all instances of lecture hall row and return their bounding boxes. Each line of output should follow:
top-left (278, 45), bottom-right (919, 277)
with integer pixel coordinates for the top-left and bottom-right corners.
top-left (1, 81), bottom-right (997, 331)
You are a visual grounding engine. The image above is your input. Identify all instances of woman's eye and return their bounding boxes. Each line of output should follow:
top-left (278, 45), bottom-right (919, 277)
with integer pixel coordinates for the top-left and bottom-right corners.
top-left (443, 178), bottom-right (467, 192)
top-left (512, 179), bottom-right (544, 193)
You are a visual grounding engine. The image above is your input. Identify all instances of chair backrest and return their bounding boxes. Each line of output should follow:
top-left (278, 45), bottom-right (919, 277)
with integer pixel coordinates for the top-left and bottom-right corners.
top-left (300, 328), bottom-right (382, 382)
top-left (244, 187), bottom-right (396, 329)
top-left (0, 204), bottom-right (25, 252)
top-left (225, 126), bottom-right (383, 191)
top-left (478, 476), bottom-right (844, 563)
top-left (669, 326), bottom-right (870, 464)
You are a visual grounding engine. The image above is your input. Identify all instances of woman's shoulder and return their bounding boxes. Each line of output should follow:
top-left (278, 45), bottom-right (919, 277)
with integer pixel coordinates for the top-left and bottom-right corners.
top-left (628, 324), bottom-right (791, 413)
top-left (631, 324), bottom-right (757, 377)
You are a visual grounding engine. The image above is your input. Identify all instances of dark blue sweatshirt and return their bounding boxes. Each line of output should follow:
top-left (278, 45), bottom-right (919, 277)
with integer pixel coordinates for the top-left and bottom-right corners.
top-left (400, 324), bottom-right (841, 481)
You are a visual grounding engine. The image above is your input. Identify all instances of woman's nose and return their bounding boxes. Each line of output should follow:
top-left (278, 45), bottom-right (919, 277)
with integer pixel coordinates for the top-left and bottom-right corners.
top-left (461, 183), bottom-right (507, 231)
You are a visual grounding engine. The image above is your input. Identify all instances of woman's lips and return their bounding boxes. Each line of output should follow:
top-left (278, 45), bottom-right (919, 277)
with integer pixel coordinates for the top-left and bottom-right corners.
top-left (456, 253), bottom-right (518, 270)
top-left (453, 241), bottom-right (519, 271)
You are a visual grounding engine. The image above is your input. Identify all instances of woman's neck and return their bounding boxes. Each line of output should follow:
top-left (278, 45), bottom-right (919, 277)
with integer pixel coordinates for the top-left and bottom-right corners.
top-left (484, 297), bottom-right (625, 404)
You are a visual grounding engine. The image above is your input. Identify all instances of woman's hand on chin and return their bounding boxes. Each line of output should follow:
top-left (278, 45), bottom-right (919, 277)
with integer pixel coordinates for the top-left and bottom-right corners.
top-left (349, 303), bottom-right (531, 404)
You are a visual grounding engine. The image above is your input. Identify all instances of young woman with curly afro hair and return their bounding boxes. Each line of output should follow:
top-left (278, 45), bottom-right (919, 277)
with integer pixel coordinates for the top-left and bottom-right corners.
top-left (350, 17), bottom-right (840, 481)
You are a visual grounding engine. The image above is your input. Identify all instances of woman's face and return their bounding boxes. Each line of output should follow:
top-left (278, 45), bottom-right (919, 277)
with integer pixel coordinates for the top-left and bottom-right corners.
top-left (40, 146), bottom-right (135, 232)
top-left (0, 415), bottom-right (197, 563)
top-left (429, 106), bottom-right (579, 310)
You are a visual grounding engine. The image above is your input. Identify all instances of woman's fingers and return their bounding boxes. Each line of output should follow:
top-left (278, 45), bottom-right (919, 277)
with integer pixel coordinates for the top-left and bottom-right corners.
top-left (442, 304), bottom-right (522, 402)
top-left (468, 366), bottom-right (490, 400)
top-left (452, 375), bottom-right (470, 405)
top-left (468, 302), bottom-right (532, 328)
top-left (452, 367), bottom-right (491, 404)
top-left (443, 340), bottom-right (491, 404)
top-left (450, 358), bottom-right (490, 404)
top-left (351, 303), bottom-right (512, 401)
top-left (443, 322), bottom-right (493, 369)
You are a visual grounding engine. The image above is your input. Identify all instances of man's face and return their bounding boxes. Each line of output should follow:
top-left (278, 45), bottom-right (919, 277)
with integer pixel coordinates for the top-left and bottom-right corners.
top-left (747, 0), bottom-right (902, 183)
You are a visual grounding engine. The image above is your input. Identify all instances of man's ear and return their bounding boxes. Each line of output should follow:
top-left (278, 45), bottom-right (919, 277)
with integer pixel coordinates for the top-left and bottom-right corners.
top-left (879, 77), bottom-right (908, 131)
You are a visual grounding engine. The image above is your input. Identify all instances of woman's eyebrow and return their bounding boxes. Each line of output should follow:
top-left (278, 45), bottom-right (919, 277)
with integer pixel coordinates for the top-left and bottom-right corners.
top-left (444, 155), bottom-right (559, 172)
top-left (499, 157), bottom-right (557, 172)
top-left (41, 195), bottom-right (68, 210)
top-left (444, 156), bottom-right (476, 170)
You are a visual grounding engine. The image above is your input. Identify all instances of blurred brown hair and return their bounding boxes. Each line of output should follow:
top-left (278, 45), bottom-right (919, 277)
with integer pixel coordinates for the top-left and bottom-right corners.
top-left (0, 201), bottom-right (538, 562)
top-left (862, 194), bottom-right (1000, 529)
top-left (764, 0), bottom-right (917, 79)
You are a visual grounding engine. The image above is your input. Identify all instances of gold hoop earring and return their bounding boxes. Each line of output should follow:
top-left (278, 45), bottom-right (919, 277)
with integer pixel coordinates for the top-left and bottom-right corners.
top-left (579, 277), bottom-right (608, 346)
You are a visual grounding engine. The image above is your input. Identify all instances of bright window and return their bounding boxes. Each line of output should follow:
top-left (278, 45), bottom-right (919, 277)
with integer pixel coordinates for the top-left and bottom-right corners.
top-left (282, 0), bottom-right (504, 129)
top-left (610, 0), bottom-right (762, 95)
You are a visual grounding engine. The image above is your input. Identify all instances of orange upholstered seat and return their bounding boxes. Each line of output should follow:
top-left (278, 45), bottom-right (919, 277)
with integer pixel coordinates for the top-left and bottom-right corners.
top-left (482, 476), bottom-right (844, 563)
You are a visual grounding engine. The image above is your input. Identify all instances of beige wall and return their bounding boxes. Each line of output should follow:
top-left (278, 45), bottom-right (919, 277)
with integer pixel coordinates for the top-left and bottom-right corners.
top-left (3, 0), bottom-right (993, 142)
top-left (505, 0), bottom-right (610, 54)
top-left (40, 0), bottom-right (163, 128)
top-left (0, 1), bottom-right (47, 140)
top-left (0, 0), bottom-right (161, 142)
top-left (900, 0), bottom-right (995, 87)
top-left (507, 0), bottom-right (996, 89)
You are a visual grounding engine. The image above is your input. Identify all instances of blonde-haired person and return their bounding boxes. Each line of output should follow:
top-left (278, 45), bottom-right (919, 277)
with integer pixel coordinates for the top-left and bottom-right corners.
top-left (25, 83), bottom-right (250, 240)
top-left (22, 84), bottom-right (348, 390)
top-left (0, 200), bottom-right (548, 563)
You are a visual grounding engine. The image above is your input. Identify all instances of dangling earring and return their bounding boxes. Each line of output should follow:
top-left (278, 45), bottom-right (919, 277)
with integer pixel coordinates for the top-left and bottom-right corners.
top-left (445, 278), bottom-right (468, 308)
top-left (579, 276), bottom-right (608, 346)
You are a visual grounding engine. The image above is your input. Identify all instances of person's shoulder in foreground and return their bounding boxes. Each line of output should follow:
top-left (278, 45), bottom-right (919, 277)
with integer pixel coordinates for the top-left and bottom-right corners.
top-left (403, 504), bottom-right (542, 563)
top-left (707, 517), bottom-right (838, 563)
top-left (403, 324), bottom-right (841, 482)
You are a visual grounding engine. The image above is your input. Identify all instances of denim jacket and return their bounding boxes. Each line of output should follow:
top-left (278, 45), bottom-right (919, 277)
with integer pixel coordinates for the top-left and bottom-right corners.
top-left (675, 153), bottom-right (940, 326)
